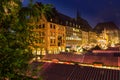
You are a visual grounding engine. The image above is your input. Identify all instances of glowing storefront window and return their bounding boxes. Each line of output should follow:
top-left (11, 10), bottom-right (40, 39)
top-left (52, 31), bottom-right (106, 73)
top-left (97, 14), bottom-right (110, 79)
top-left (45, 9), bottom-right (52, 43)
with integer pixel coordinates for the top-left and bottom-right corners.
top-left (73, 33), bottom-right (77, 36)
top-left (49, 50), bottom-right (52, 54)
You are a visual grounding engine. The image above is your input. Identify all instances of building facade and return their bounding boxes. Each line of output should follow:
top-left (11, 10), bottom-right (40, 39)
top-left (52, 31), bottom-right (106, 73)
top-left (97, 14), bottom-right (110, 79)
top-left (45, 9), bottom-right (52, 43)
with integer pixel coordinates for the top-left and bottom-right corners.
top-left (31, 15), bottom-right (66, 56)
top-left (31, 6), bottom-right (93, 55)
top-left (94, 22), bottom-right (120, 48)
top-left (61, 11), bottom-right (92, 52)
top-left (66, 25), bottom-right (82, 52)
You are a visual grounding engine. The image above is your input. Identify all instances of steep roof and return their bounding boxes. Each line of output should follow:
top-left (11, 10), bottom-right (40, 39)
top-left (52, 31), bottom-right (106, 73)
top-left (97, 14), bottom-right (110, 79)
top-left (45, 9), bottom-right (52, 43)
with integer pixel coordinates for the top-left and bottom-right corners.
top-left (76, 18), bottom-right (92, 31)
top-left (45, 7), bottom-right (92, 31)
top-left (41, 63), bottom-right (120, 80)
top-left (94, 22), bottom-right (119, 33)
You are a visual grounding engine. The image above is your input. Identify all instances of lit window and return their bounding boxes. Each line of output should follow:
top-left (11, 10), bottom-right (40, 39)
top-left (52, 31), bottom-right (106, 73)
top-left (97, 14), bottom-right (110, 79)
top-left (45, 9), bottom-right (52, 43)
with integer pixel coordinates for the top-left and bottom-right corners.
top-left (54, 39), bottom-right (55, 43)
top-left (43, 24), bottom-right (45, 28)
top-left (70, 22), bottom-right (72, 26)
top-left (50, 18), bottom-right (52, 21)
top-left (73, 23), bottom-right (75, 26)
top-left (50, 39), bottom-right (52, 43)
top-left (39, 25), bottom-right (41, 29)
top-left (53, 25), bottom-right (56, 29)
top-left (66, 21), bottom-right (68, 25)
top-left (76, 24), bottom-right (78, 27)
top-left (50, 24), bottom-right (52, 28)
top-left (53, 32), bottom-right (55, 36)
top-left (50, 32), bottom-right (52, 36)
top-left (39, 38), bottom-right (45, 43)
top-left (41, 32), bottom-right (45, 36)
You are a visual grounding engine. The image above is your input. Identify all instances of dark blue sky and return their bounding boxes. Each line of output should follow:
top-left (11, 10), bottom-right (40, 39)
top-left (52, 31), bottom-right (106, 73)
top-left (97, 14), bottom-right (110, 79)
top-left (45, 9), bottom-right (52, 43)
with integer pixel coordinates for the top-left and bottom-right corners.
top-left (23, 0), bottom-right (120, 28)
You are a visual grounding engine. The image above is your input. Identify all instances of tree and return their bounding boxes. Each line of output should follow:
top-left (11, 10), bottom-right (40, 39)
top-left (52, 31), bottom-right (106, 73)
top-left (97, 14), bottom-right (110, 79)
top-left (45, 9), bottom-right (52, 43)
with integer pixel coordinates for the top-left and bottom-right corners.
top-left (0, 0), bottom-right (33, 79)
top-left (0, 0), bottom-right (53, 79)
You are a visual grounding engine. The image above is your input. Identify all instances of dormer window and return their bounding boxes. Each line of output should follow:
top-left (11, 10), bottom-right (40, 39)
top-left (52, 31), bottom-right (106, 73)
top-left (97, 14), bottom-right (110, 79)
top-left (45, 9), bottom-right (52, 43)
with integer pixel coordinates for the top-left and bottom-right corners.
top-left (73, 23), bottom-right (75, 26)
top-left (66, 21), bottom-right (68, 25)
top-left (50, 24), bottom-right (52, 28)
top-left (39, 25), bottom-right (41, 29)
top-left (76, 24), bottom-right (78, 27)
top-left (70, 22), bottom-right (72, 26)
top-left (60, 21), bottom-right (62, 24)
top-left (50, 18), bottom-right (52, 21)
top-left (53, 25), bottom-right (56, 29)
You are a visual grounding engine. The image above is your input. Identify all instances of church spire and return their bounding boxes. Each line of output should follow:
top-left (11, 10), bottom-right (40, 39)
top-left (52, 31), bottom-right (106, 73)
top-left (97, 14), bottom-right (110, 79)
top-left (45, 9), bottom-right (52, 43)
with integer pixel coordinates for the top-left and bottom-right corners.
top-left (76, 9), bottom-right (81, 20)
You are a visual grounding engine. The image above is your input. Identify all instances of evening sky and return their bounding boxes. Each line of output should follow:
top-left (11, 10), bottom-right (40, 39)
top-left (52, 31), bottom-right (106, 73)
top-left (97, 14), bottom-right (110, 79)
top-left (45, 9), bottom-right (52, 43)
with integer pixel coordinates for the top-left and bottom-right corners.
top-left (23, 0), bottom-right (120, 28)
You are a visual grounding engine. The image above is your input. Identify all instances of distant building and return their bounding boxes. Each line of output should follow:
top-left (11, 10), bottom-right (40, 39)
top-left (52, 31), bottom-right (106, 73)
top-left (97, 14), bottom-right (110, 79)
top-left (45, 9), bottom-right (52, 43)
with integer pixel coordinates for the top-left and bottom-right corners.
top-left (88, 31), bottom-right (97, 44)
top-left (94, 22), bottom-right (120, 47)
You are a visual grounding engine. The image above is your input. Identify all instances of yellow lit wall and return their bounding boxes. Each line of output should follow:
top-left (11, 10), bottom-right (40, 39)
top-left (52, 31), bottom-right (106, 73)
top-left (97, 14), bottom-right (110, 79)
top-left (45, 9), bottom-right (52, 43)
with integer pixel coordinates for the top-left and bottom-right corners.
top-left (31, 15), bottom-right (66, 55)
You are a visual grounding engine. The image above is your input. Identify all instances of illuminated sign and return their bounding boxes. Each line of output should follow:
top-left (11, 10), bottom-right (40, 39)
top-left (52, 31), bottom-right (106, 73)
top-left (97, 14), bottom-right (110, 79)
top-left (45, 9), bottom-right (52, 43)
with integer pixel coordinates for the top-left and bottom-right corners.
top-left (66, 37), bottom-right (81, 40)
top-left (73, 28), bottom-right (79, 32)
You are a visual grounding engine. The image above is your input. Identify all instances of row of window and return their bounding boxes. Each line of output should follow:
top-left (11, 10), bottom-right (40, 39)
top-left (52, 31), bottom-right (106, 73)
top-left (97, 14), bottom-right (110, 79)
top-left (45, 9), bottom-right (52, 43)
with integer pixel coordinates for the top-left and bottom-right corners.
top-left (50, 39), bottom-right (56, 44)
top-left (50, 39), bottom-right (56, 46)
top-left (50, 19), bottom-right (81, 28)
top-left (66, 37), bottom-right (82, 40)
top-left (31, 23), bottom-right (82, 31)
top-left (34, 39), bottom-right (63, 44)
top-left (32, 32), bottom-right (45, 37)
top-left (50, 39), bottom-right (65, 44)
top-left (32, 32), bottom-right (65, 37)
top-left (50, 24), bottom-right (56, 29)
top-left (34, 38), bottom-right (45, 44)
top-left (34, 24), bottom-right (56, 29)
top-left (66, 21), bottom-right (81, 28)
top-left (50, 39), bottom-right (64, 46)
top-left (33, 38), bottom-right (65, 45)
top-left (50, 32), bottom-right (55, 36)
top-left (33, 23), bottom-right (75, 32)
top-left (36, 24), bottom-right (45, 29)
